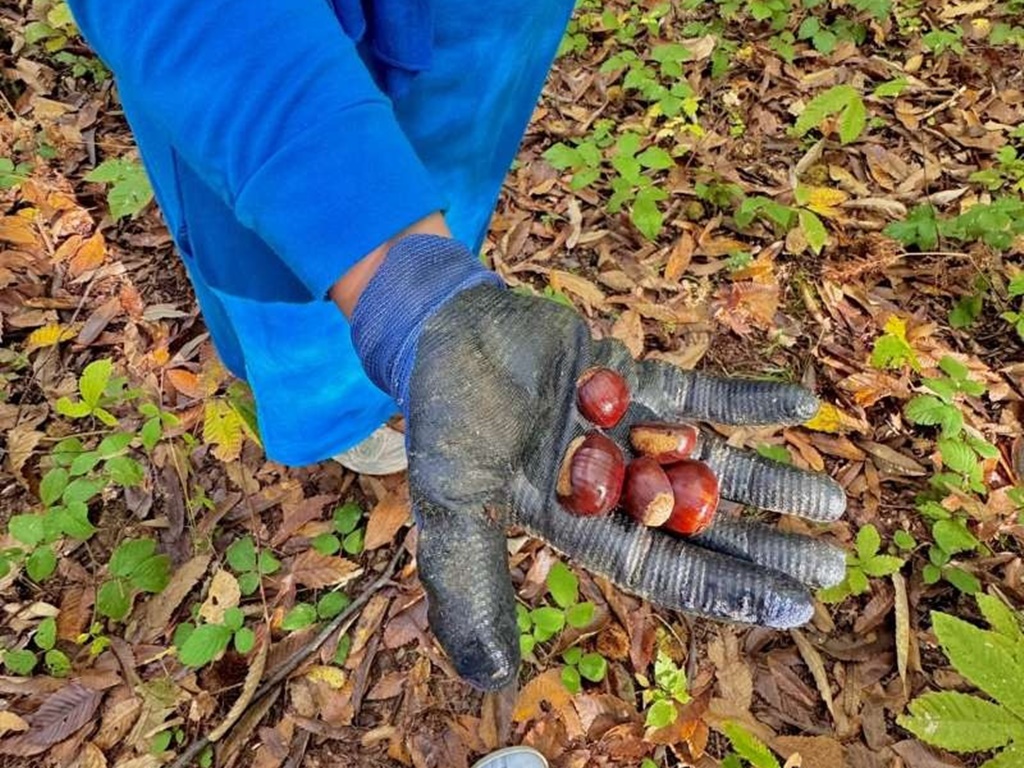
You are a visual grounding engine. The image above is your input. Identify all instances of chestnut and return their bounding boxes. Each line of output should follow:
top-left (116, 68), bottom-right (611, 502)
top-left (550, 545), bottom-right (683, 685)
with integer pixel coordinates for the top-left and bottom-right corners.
top-left (623, 457), bottom-right (674, 527)
top-left (663, 460), bottom-right (719, 536)
top-left (629, 422), bottom-right (699, 464)
top-left (557, 432), bottom-right (625, 517)
top-left (577, 367), bottom-right (629, 428)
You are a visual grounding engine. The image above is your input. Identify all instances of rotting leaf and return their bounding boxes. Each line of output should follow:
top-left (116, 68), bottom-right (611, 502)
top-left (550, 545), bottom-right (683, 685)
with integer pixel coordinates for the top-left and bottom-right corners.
top-left (25, 682), bottom-right (102, 748)
top-left (290, 550), bottom-right (362, 589)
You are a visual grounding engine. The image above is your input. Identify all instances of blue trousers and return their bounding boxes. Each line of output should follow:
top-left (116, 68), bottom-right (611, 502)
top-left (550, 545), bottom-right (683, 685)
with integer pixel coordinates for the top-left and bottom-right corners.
top-left (117, 1), bottom-right (575, 465)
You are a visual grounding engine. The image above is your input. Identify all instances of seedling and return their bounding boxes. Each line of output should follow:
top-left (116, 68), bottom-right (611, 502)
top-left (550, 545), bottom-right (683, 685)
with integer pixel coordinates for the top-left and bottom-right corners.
top-left (311, 502), bottom-right (366, 557)
top-left (84, 157), bottom-right (155, 220)
top-left (97, 539), bottom-right (172, 620)
top-left (174, 606), bottom-right (254, 667)
top-left (818, 524), bottom-right (904, 603)
top-left (225, 535), bottom-right (281, 596)
top-left (639, 644), bottom-right (691, 729)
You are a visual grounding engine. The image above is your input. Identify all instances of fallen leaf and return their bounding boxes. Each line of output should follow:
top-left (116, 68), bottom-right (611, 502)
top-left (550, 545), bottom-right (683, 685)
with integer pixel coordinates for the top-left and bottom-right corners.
top-left (803, 403), bottom-right (867, 434)
top-left (210, 640), bottom-right (268, 741)
top-left (364, 486), bottom-right (411, 551)
top-left (665, 232), bottom-right (695, 281)
top-left (25, 323), bottom-right (77, 351)
top-left (305, 665), bottom-right (347, 690)
top-left (790, 630), bottom-right (835, 720)
top-left (71, 741), bottom-right (107, 768)
top-left (199, 569), bottom-right (241, 624)
top-left (166, 369), bottom-right (204, 400)
top-left (57, 584), bottom-right (95, 642)
top-left (893, 572), bottom-right (910, 692)
top-left (27, 682), bottom-right (102, 748)
top-left (610, 309), bottom-right (644, 359)
top-left (290, 550), bottom-right (362, 589)
top-left (550, 270), bottom-right (606, 309)
top-left (68, 230), bottom-right (106, 277)
top-left (0, 712), bottom-right (28, 738)
top-left (803, 186), bottom-right (849, 218)
top-left (273, 494), bottom-right (334, 547)
top-left (134, 554), bottom-right (211, 642)
top-left (514, 667), bottom-right (574, 724)
top-left (76, 297), bottom-right (122, 346)
top-left (707, 632), bottom-right (753, 716)
top-left (0, 215), bottom-right (38, 246)
top-left (92, 694), bottom-right (142, 751)
top-left (775, 735), bottom-right (846, 767)
top-left (5, 426), bottom-right (42, 484)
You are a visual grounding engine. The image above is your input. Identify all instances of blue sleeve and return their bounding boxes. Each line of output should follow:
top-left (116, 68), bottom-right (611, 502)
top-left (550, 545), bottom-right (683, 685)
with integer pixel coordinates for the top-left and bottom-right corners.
top-left (66, 0), bottom-right (445, 298)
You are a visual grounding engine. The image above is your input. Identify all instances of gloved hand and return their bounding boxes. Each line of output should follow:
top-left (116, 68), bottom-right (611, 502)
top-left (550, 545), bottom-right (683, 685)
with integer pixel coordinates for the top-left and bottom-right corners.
top-left (351, 235), bottom-right (845, 691)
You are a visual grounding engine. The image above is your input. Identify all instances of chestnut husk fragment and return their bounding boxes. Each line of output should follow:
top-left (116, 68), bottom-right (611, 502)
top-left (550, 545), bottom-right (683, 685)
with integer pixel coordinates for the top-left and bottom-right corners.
top-left (663, 459), bottom-right (719, 536)
top-left (557, 432), bottom-right (625, 517)
top-left (623, 457), bottom-right (674, 527)
top-left (576, 367), bottom-right (630, 428)
top-left (629, 422), bottom-right (698, 464)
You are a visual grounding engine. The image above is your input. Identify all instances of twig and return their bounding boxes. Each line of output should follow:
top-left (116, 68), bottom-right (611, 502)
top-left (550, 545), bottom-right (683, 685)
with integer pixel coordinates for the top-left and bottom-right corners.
top-left (168, 545), bottom-right (406, 768)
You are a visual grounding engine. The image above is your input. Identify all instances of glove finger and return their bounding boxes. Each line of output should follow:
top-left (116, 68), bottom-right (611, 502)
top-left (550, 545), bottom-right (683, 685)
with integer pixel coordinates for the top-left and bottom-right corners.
top-left (633, 359), bottom-right (820, 426)
top-left (414, 497), bottom-right (520, 691)
top-left (691, 514), bottom-right (845, 588)
top-left (696, 436), bottom-right (847, 522)
top-left (513, 478), bottom-right (815, 628)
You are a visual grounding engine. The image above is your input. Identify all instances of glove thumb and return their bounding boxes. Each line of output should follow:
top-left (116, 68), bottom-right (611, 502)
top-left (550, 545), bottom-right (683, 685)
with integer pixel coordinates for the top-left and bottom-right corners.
top-left (414, 497), bottom-right (520, 690)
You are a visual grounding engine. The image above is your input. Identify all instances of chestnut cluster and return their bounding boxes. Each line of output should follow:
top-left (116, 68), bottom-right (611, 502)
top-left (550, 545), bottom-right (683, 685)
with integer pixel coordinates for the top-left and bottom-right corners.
top-left (557, 368), bottom-right (720, 536)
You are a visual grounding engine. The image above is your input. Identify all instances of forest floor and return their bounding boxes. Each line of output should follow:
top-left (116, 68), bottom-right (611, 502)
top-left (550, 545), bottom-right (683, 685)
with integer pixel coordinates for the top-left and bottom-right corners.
top-left (1, 0), bottom-right (1023, 767)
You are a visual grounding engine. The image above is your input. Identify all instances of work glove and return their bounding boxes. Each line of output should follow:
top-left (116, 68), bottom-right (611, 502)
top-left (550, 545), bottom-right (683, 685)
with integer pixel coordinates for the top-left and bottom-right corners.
top-left (351, 235), bottom-right (845, 691)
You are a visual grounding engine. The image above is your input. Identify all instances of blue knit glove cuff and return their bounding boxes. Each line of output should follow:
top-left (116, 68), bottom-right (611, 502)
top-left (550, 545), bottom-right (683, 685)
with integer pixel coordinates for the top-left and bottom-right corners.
top-left (350, 234), bottom-right (504, 409)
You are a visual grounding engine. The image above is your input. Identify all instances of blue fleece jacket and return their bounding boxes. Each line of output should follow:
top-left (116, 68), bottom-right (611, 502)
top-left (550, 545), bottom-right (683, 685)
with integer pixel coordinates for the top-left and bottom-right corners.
top-left (66, 0), bottom-right (574, 464)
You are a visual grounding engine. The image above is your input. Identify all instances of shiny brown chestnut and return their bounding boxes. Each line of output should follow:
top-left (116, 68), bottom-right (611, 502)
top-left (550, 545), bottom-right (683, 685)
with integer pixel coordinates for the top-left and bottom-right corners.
top-left (557, 433), bottom-right (625, 517)
top-left (576, 367), bottom-right (630, 428)
top-left (663, 460), bottom-right (720, 536)
top-left (629, 422), bottom-right (699, 464)
top-left (623, 457), bottom-right (674, 527)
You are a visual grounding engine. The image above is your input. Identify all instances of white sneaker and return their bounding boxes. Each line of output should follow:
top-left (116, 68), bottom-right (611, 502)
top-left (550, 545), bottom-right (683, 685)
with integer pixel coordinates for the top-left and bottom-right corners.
top-left (332, 424), bottom-right (408, 475)
top-left (471, 746), bottom-right (548, 768)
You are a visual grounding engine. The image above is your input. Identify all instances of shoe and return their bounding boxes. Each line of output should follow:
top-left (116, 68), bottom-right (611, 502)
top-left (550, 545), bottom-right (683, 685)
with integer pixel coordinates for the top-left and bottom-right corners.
top-left (332, 424), bottom-right (408, 475)
top-left (471, 746), bottom-right (549, 768)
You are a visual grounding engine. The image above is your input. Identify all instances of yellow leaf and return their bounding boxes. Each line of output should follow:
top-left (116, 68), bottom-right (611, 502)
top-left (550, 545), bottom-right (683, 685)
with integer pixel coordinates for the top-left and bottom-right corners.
top-left (306, 665), bottom-right (347, 689)
top-left (803, 186), bottom-right (849, 218)
top-left (883, 314), bottom-right (909, 342)
top-left (203, 398), bottom-right (244, 462)
top-left (803, 403), bottom-right (861, 434)
top-left (25, 323), bottom-right (77, 351)
top-left (69, 230), bottom-right (106, 277)
top-left (0, 710), bottom-right (29, 737)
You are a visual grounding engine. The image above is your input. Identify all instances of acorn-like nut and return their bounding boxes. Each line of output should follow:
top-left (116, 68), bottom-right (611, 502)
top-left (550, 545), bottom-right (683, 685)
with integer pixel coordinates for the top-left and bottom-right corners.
top-left (663, 460), bottom-right (720, 536)
top-left (623, 457), bottom-right (674, 527)
top-left (576, 367), bottom-right (630, 428)
top-left (629, 422), bottom-right (699, 464)
top-left (557, 433), bottom-right (626, 517)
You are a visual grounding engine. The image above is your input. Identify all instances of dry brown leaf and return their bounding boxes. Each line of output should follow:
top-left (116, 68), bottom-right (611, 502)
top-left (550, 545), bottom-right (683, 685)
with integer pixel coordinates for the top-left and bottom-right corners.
top-left (77, 297), bottom-right (122, 346)
top-left (71, 741), bottom-right (107, 768)
top-left (775, 735), bottom-right (846, 767)
top-left (348, 593), bottom-right (391, 661)
top-left (5, 426), bottom-right (42, 484)
top-left (790, 630), bottom-right (835, 721)
top-left (28, 682), bottom-right (102, 748)
top-left (364, 486), bottom-right (411, 551)
top-left (57, 584), bottom-right (95, 642)
top-left (290, 550), bottom-right (362, 589)
top-left (664, 232), bottom-right (695, 281)
top-left (166, 369), bottom-right (204, 399)
top-left (610, 309), bottom-right (644, 359)
top-left (69, 230), bottom-right (106, 277)
top-left (550, 269), bottom-right (606, 309)
top-left (273, 493), bottom-right (334, 547)
top-left (858, 441), bottom-right (928, 476)
top-left (93, 695), bottom-right (142, 751)
top-left (707, 632), bottom-right (753, 716)
top-left (0, 712), bottom-right (28, 738)
top-left (133, 553), bottom-right (210, 642)
top-left (0, 215), bottom-right (38, 246)
top-left (513, 668), bottom-right (574, 724)
top-left (199, 569), bottom-right (241, 624)
top-left (893, 572), bottom-right (910, 693)
top-left (210, 639), bottom-right (268, 741)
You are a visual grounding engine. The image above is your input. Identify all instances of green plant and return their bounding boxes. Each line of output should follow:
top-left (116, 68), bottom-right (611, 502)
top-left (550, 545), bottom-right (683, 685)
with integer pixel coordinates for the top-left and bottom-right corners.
top-left (1002, 273), bottom-right (1024, 341)
top-left (281, 591), bottom-right (352, 632)
top-left (922, 26), bottom-right (965, 55)
top-left (311, 502), bottom-right (366, 557)
top-left (559, 646), bottom-right (608, 694)
top-left (818, 524), bottom-right (904, 603)
top-left (607, 132), bottom-right (672, 240)
top-left (225, 535), bottom-right (282, 596)
top-left (0, 617), bottom-right (71, 678)
top-left (870, 315), bottom-right (920, 371)
top-left (791, 84), bottom-right (867, 145)
top-left (174, 606), bottom-right (254, 667)
top-left (898, 595), bottom-right (1024, 766)
top-left (722, 721), bottom-right (782, 768)
top-left (0, 158), bottom-right (32, 190)
top-left (23, 0), bottom-right (78, 52)
top-left (971, 145), bottom-right (1024, 193)
top-left (516, 561), bottom-right (600, 687)
top-left (97, 539), bottom-right (172, 620)
top-left (84, 157), bottom-right (155, 220)
top-left (638, 644), bottom-right (691, 729)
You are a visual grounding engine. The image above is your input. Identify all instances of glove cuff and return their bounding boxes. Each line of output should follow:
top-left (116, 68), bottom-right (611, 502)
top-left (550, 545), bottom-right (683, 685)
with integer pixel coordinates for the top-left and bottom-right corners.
top-left (350, 234), bottom-right (503, 408)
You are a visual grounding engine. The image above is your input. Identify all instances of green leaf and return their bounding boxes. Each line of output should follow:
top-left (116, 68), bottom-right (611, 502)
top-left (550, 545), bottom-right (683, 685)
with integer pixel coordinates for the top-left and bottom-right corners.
top-left (333, 634), bottom-right (352, 666)
top-left (110, 539), bottom-right (156, 578)
top-left (140, 418), bottom-right (162, 451)
top-left (79, 359), bottom-right (112, 407)
top-left (645, 698), bottom-right (677, 729)
top-left (856, 524), bottom-right (881, 560)
top-left (932, 612), bottom-right (1024, 719)
top-left (793, 84), bottom-right (855, 138)
top-left (950, 294), bottom-right (983, 329)
top-left (332, 502), bottom-right (363, 535)
top-left (938, 438), bottom-right (976, 475)
top-left (923, 376), bottom-right (959, 403)
top-left (258, 551), bottom-right (281, 575)
top-left (3, 649), bottom-right (38, 676)
top-left (578, 652), bottom-right (608, 682)
top-left (35, 617), bottom-right (57, 651)
top-left (893, 530), bottom-right (917, 550)
top-left (237, 572), bottom-right (260, 596)
top-left (92, 407), bottom-right (119, 428)
top-left (62, 477), bottom-right (104, 505)
top-left (52, 503), bottom-right (96, 540)
top-left (26, 547), bottom-right (57, 582)
top-left (97, 578), bottom-right (132, 620)
top-left (317, 591), bottom-right (350, 620)
top-left (312, 534), bottom-right (341, 556)
top-left (722, 721), bottom-right (781, 768)
top-left (342, 529), bottom-right (364, 555)
top-left (106, 169), bottom-right (154, 220)
top-left (862, 555), bottom-right (904, 577)
top-left (562, 646), bottom-right (582, 666)
top-left (873, 77), bottom-right (909, 97)
top-left (222, 607), bottom-right (244, 632)
top-left (632, 186), bottom-right (666, 241)
top-left (756, 444), bottom-right (792, 464)
top-left (40, 468), bottom-right (69, 507)
top-left (945, 566), bottom-right (981, 595)
top-left (637, 146), bottom-right (674, 170)
top-left (97, 432), bottom-right (133, 457)
top-left (44, 648), bottom-right (71, 677)
top-left (55, 397), bottom-right (92, 418)
top-left (516, 604), bottom-right (531, 634)
top-left (519, 633), bottom-right (536, 658)
top-left (566, 601), bottom-right (595, 629)
top-left (847, 567), bottom-right (870, 595)
top-left (981, 744), bottom-right (1024, 768)
top-left (234, 627), bottom-right (256, 654)
top-left (69, 450), bottom-right (102, 476)
top-left (547, 562), bottom-right (579, 609)
top-left (9, 514), bottom-right (45, 547)
top-left (976, 594), bottom-right (1022, 642)
top-left (1008, 273), bottom-right (1024, 298)
top-left (654, 651), bottom-right (691, 703)
top-left (933, 519), bottom-right (978, 555)
top-left (131, 554), bottom-right (171, 593)
top-left (923, 563), bottom-right (942, 585)
top-left (530, 607), bottom-right (566, 641)
top-left (905, 395), bottom-right (950, 426)
top-left (177, 623), bottom-right (233, 667)
top-left (544, 142), bottom-right (581, 170)
top-left (799, 209), bottom-right (829, 254)
top-left (897, 691), bottom-right (1024, 752)
top-left (226, 536), bottom-right (257, 572)
top-left (106, 456), bottom-right (144, 487)
top-left (281, 603), bottom-right (318, 632)
top-left (838, 92), bottom-right (867, 144)
top-left (561, 665), bottom-right (582, 694)
top-left (817, 580), bottom-right (851, 603)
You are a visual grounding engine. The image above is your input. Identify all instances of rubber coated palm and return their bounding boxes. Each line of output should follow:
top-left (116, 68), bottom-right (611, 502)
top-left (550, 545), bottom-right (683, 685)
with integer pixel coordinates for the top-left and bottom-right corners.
top-left (407, 285), bottom-right (845, 691)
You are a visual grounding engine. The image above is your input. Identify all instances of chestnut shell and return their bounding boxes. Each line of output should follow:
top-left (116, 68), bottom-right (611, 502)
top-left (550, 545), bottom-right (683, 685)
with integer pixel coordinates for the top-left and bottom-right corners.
top-left (623, 457), bottom-right (674, 527)
top-left (576, 367), bottom-right (630, 428)
top-left (663, 460), bottom-right (719, 536)
top-left (557, 432), bottom-right (625, 517)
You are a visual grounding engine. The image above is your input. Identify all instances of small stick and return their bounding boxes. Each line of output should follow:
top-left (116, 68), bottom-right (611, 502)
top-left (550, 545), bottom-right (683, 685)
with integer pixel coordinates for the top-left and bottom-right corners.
top-left (168, 545), bottom-right (406, 768)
